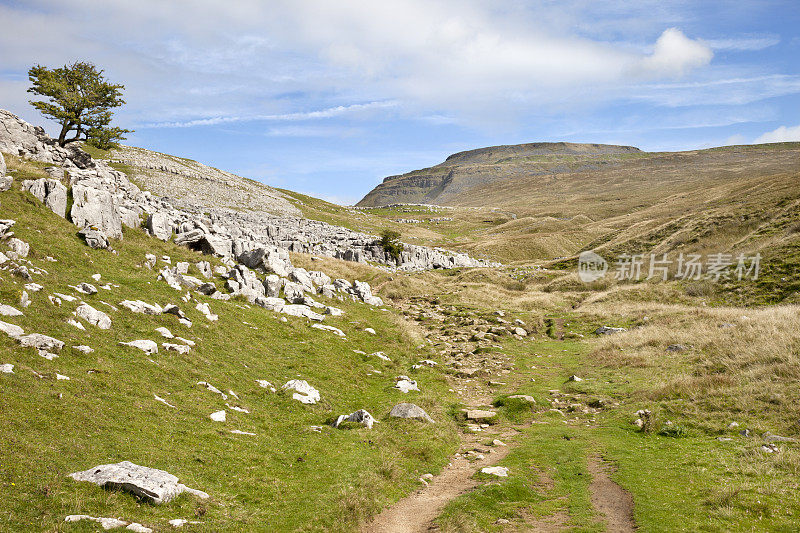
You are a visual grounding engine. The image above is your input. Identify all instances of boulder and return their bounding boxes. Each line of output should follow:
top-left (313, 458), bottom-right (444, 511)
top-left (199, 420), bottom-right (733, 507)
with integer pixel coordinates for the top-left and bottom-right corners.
top-left (7, 238), bottom-right (29, 258)
top-left (120, 300), bottom-right (163, 315)
top-left (282, 304), bottom-right (324, 321)
top-left (79, 228), bottom-right (110, 249)
top-left (119, 340), bottom-right (159, 354)
top-left (394, 375), bottom-right (420, 393)
top-left (595, 326), bottom-right (626, 335)
top-left (238, 246), bottom-right (292, 276)
top-left (254, 296), bottom-right (285, 312)
top-left (281, 379), bottom-right (320, 404)
top-left (146, 212), bottom-right (173, 241)
top-left (480, 466), bottom-right (509, 477)
top-left (464, 409), bottom-right (496, 421)
top-left (19, 333), bottom-right (64, 352)
top-left (0, 320), bottom-right (24, 338)
top-left (389, 403), bottom-right (434, 423)
top-left (75, 303), bottom-right (112, 329)
top-left (0, 304), bottom-right (23, 317)
top-left (264, 274), bottom-right (281, 297)
top-left (0, 151), bottom-right (5, 177)
top-left (334, 409), bottom-right (376, 429)
top-left (283, 281), bottom-right (306, 304)
top-left (22, 178), bottom-right (68, 217)
top-left (71, 180), bottom-right (123, 239)
top-left (69, 461), bottom-right (208, 504)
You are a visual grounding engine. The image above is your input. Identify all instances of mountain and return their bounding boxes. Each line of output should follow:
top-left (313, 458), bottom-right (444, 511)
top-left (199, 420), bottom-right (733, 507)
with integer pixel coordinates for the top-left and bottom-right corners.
top-left (356, 142), bottom-right (643, 207)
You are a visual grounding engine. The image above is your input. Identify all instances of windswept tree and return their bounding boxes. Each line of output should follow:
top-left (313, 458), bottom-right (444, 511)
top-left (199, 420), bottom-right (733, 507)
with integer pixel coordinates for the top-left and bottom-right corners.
top-left (27, 61), bottom-right (132, 149)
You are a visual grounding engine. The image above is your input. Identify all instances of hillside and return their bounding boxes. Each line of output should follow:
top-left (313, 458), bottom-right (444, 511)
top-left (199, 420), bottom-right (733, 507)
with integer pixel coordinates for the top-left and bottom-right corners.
top-left (352, 143), bottom-right (800, 278)
top-left (2, 109), bottom-right (800, 532)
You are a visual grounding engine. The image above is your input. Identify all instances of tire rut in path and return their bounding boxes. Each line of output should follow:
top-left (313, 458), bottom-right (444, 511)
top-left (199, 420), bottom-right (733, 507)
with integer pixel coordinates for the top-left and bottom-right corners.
top-left (362, 430), bottom-right (512, 533)
top-left (587, 456), bottom-right (636, 532)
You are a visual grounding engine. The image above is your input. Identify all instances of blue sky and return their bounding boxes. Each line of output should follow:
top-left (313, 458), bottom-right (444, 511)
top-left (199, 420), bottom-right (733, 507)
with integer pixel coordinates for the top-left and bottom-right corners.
top-left (1, 1), bottom-right (798, 205)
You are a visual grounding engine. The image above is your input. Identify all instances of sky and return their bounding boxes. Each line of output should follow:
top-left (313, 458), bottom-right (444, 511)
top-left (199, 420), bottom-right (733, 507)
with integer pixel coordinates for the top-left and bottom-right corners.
top-left (1, 1), bottom-right (798, 205)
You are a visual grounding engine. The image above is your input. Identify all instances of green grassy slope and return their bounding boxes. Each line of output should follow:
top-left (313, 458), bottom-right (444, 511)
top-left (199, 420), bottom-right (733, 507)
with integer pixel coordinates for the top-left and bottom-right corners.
top-left (0, 159), bottom-right (459, 531)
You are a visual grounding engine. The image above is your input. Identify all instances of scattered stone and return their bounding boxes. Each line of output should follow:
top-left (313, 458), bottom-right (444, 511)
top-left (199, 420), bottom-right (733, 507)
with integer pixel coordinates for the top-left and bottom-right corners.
top-left (334, 409), bottom-right (376, 429)
top-left (7, 238), bottom-right (30, 258)
top-left (209, 410), bottom-right (226, 422)
top-left (464, 409), bottom-right (496, 421)
top-left (163, 343), bottom-right (191, 354)
top-left (75, 303), bottom-right (112, 329)
top-left (195, 302), bottom-right (218, 321)
top-left (311, 323), bottom-right (346, 337)
top-left (372, 351), bottom-right (391, 361)
top-left (155, 327), bottom-right (174, 338)
top-left (19, 333), bottom-right (64, 352)
top-left (74, 282), bottom-right (98, 295)
top-left (63, 515), bottom-right (133, 530)
top-left (230, 430), bottom-right (256, 436)
top-left (389, 403), bottom-right (435, 423)
top-left (22, 178), bottom-right (68, 217)
top-left (365, 327), bottom-right (376, 335)
top-left (0, 363), bottom-right (14, 374)
top-left (667, 344), bottom-right (688, 352)
top-left (69, 461), bottom-right (209, 504)
top-left (197, 381), bottom-right (228, 400)
top-left (154, 395), bottom-right (177, 409)
top-left (169, 519), bottom-right (188, 528)
top-left (256, 380), bottom-right (276, 392)
top-left (281, 379), bottom-right (321, 404)
top-left (507, 394), bottom-right (536, 404)
top-left (0, 304), bottom-right (23, 316)
top-left (595, 326), bottom-right (626, 335)
top-left (78, 227), bottom-right (110, 250)
top-left (120, 300), bottom-right (163, 315)
top-left (567, 375), bottom-right (583, 382)
top-left (56, 374), bottom-right (70, 381)
top-left (67, 318), bottom-right (86, 330)
top-left (481, 466), bottom-right (509, 477)
top-left (226, 403), bottom-right (249, 414)
top-left (764, 432), bottom-right (797, 443)
top-left (119, 340), bottom-right (159, 355)
top-left (492, 439), bottom-right (506, 447)
top-left (395, 375), bottom-right (420, 393)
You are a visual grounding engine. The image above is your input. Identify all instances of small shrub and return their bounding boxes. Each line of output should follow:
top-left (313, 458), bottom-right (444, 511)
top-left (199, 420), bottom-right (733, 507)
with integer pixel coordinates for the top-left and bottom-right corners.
top-left (379, 230), bottom-right (404, 262)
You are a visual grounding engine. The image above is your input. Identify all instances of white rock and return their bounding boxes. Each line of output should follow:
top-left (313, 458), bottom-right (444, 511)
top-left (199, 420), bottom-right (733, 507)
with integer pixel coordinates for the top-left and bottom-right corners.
top-left (73, 345), bottom-right (94, 354)
top-left (256, 380), bottom-right (276, 392)
top-left (69, 461), bottom-right (208, 504)
top-left (281, 379), bottom-right (320, 404)
top-left (311, 323), bottom-right (346, 337)
top-left (155, 327), bottom-right (174, 338)
top-left (25, 283), bottom-right (44, 292)
top-left (0, 363), bottom-right (13, 374)
top-left (92, 273), bottom-right (102, 281)
top-left (0, 304), bottom-right (22, 316)
top-left (195, 302), bottom-right (218, 321)
top-left (197, 381), bottom-right (227, 399)
top-left (75, 303), bottom-right (112, 329)
top-left (365, 327), bottom-right (376, 335)
top-left (169, 519), bottom-right (188, 528)
top-left (53, 292), bottom-right (77, 302)
top-left (56, 374), bottom-right (70, 380)
top-left (225, 403), bottom-right (250, 414)
top-left (163, 343), bottom-right (191, 354)
top-left (395, 375), bottom-right (420, 393)
top-left (64, 515), bottom-right (128, 529)
top-left (175, 337), bottom-right (195, 346)
top-left (119, 340), bottom-right (159, 354)
top-left (0, 320), bottom-right (24, 339)
top-left (67, 318), bottom-right (86, 330)
top-left (73, 282), bottom-right (98, 295)
top-left (19, 333), bottom-right (64, 351)
top-left (372, 351), bottom-right (391, 361)
top-left (209, 410), bottom-right (226, 422)
top-left (481, 466), bottom-right (509, 477)
top-left (154, 395), bottom-right (177, 409)
top-left (230, 430), bottom-right (256, 436)
top-left (334, 409), bottom-right (376, 429)
top-left (120, 300), bottom-right (163, 315)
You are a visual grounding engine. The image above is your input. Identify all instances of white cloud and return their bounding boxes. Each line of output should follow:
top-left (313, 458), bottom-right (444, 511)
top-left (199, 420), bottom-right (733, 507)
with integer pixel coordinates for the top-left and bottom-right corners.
top-left (754, 124), bottom-right (800, 144)
top-left (636, 28), bottom-right (713, 77)
top-left (0, 1), bottom-right (718, 126)
top-left (704, 35), bottom-right (780, 51)
top-left (142, 101), bottom-right (398, 128)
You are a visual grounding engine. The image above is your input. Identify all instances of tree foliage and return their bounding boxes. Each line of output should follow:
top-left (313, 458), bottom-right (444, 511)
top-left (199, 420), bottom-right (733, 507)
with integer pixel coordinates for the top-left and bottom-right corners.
top-left (380, 229), bottom-right (405, 262)
top-left (27, 61), bottom-right (132, 149)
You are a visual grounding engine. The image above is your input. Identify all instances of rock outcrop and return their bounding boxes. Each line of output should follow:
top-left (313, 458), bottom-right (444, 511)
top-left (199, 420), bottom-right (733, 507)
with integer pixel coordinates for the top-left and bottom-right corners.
top-left (0, 109), bottom-right (495, 272)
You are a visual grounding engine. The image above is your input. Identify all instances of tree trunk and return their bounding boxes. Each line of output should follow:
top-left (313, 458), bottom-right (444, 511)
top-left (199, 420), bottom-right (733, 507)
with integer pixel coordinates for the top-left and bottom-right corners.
top-left (57, 120), bottom-right (72, 147)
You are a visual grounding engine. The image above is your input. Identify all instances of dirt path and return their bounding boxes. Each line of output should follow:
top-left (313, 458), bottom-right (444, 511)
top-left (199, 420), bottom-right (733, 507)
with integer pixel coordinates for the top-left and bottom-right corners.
top-left (362, 428), bottom-right (513, 533)
top-left (587, 456), bottom-right (636, 532)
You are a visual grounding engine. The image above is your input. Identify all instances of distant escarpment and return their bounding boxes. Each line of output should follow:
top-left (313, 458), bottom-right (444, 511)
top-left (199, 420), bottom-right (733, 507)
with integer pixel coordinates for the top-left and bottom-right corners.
top-left (357, 142), bottom-right (642, 207)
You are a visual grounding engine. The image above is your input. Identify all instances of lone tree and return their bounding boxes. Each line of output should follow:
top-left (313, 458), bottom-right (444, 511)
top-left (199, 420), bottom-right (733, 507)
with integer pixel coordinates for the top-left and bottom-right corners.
top-left (27, 61), bottom-right (131, 149)
top-left (379, 229), bottom-right (405, 262)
